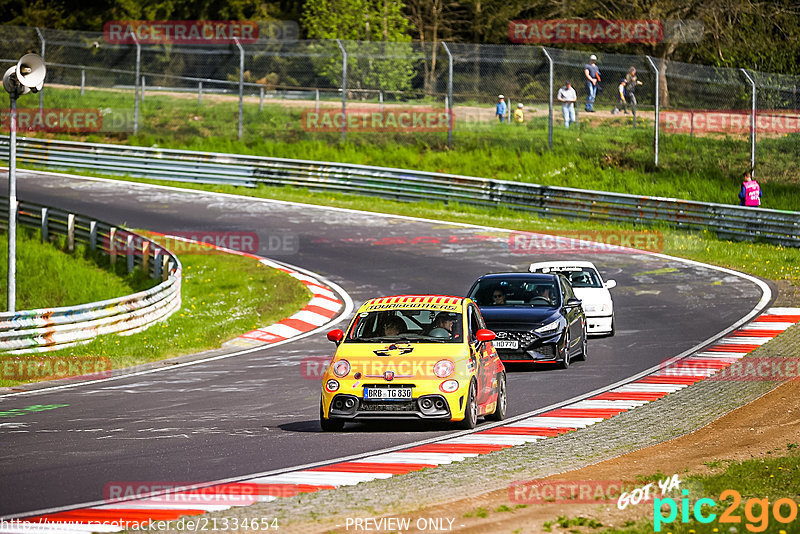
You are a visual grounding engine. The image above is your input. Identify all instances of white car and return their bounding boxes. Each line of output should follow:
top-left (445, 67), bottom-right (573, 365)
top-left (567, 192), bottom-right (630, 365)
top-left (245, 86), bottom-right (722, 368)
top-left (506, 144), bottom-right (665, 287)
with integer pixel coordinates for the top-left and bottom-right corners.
top-left (528, 261), bottom-right (616, 336)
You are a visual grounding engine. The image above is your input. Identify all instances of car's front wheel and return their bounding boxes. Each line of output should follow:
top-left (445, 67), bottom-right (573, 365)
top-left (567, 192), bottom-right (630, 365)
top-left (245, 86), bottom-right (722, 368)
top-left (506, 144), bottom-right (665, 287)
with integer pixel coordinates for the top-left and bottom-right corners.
top-left (457, 381), bottom-right (478, 429)
top-left (486, 373), bottom-right (507, 421)
top-left (320, 400), bottom-right (344, 432)
top-left (558, 331), bottom-right (570, 369)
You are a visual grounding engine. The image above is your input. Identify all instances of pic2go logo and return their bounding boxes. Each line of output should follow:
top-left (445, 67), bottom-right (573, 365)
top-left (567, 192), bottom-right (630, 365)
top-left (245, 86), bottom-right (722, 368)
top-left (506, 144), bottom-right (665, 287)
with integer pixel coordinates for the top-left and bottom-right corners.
top-left (654, 489), bottom-right (800, 532)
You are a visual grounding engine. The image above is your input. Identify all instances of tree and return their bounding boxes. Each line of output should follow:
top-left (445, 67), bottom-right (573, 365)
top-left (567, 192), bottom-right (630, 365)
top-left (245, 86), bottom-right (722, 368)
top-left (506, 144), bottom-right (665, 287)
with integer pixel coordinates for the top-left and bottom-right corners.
top-left (302, 0), bottom-right (415, 92)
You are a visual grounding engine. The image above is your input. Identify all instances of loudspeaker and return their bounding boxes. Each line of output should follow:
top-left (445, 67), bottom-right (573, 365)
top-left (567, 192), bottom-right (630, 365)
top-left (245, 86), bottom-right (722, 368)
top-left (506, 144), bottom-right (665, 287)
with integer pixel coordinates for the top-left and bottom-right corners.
top-left (3, 54), bottom-right (46, 95)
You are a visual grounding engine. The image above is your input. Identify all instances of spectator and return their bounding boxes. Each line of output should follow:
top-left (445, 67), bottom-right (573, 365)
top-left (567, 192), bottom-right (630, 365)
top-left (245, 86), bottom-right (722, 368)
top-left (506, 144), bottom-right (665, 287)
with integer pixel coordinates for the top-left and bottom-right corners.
top-left (612, 79), bottom-right (627, 115)
top-left (584, 54), bottom-right (601, 112)
top-left (557, 81), bottom-right (577, 128)
top-left (514, 102), bottom-right (525, 123)
top-left (496, 94), bottom-right (507, 122)
top-left (624, 66), bottom-right (643, 122)
top-left (739, 170), bottom-right (762, 207)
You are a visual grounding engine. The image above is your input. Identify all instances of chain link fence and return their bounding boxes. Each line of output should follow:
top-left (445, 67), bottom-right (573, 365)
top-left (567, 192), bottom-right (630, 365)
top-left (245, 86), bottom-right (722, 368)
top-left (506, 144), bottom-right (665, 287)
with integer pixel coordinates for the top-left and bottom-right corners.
top-left (0, 24), bottom-right (798, 175)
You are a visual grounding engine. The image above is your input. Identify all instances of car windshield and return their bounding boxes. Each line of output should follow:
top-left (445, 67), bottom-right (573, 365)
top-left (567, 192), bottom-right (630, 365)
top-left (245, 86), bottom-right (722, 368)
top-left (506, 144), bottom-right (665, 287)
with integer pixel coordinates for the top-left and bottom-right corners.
top-left (469, 278), bottom-right (560, 308)
top-left (531, 267), bottom-right (603, 288)
top-left (345, 309), bottom-right (463, 343)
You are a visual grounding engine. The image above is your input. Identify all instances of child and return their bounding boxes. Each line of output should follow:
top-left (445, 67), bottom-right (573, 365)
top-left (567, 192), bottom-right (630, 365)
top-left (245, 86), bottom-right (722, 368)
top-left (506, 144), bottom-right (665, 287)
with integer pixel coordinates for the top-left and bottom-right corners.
top-left (513, 102), bottom-right (524, 123)
top-left (612, 79), bottom-right (627, 115)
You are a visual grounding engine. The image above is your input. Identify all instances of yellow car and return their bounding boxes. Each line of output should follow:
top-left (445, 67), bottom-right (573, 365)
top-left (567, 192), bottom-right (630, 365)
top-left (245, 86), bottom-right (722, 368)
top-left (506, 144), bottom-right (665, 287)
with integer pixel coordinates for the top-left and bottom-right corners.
top-left (320, 295), bottom-right (507, 431)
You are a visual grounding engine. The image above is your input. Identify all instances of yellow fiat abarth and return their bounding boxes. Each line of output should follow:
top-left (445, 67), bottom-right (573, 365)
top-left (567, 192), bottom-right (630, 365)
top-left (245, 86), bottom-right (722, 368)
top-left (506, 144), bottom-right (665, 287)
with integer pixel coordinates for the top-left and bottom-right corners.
top-left (320, 295), bottom-right (507, 431)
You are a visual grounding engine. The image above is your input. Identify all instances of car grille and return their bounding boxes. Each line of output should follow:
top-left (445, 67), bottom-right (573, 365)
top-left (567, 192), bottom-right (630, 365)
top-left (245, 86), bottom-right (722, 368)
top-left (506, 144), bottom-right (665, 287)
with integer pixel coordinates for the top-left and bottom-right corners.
top-left (360, 401), bottom-right (416, 412)
top-left (495, 330), bottom-right (537, 347)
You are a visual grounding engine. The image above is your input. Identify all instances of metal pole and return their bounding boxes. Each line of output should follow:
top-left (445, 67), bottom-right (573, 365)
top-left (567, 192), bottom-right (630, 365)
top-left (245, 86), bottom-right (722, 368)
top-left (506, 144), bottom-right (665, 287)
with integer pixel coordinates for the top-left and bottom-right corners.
top-left (7, 94), bottom-right (17, 312)
top-left (542, 47), bottom-right (554, 150)
top-left (442, 42), bottom-right (453, 147)
top-left (259, 87), bottom-right (264, 111)
top-left (336, 39), bottom-right (347, 142)
top-left (130, 31), bottom-right (140, 135)
top-left (646, 56), bottom-right (660, 167)
top-left (36, 27), bottom-right (44, 112)
top-left (80, 69), bottom-right (85, 95)
top-left (315, 88), bottom-right (319, 113)
top-left (741, 69), bottom-right (757, 174)
top-left (198, 81), bottom-right (203, 105)
top-left (235, 39), bottom-right (244, 140)
top-left (141, 75), bottom-right (146, 101)
top-left (379, 90), bottom-right (383, 112)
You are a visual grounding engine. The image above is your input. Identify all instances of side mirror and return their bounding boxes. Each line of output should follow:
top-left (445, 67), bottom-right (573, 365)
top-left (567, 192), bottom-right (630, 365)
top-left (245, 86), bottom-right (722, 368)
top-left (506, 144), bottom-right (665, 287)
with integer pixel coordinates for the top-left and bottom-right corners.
top-left (326, 329), bottom-right (344, 344)
top-left (604, 280), bottom-right (617, 289)
top-left (565, 298), bottom-right (582, 309)
top-left (476, 329), bottom-right (496, 342)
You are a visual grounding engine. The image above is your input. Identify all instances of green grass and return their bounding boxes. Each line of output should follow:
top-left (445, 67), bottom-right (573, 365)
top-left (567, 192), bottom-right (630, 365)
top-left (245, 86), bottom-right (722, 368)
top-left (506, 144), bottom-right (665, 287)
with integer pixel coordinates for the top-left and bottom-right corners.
top-left (0, 246), bottom-right (312, 387)
top-left (597, 446), bottom-right (800, 533)
top-left (20, 86), bottom-right (800, 212)
top-left (0, 228), bottom-right (156, 310)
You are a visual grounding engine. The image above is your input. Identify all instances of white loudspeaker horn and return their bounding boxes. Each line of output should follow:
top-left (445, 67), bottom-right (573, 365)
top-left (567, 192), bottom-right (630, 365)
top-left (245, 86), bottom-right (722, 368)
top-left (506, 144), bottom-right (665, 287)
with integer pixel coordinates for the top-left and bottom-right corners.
top-left (2, 66), bottom-right (21, 94)
top-left (16, 53), bottom-right (46, 92)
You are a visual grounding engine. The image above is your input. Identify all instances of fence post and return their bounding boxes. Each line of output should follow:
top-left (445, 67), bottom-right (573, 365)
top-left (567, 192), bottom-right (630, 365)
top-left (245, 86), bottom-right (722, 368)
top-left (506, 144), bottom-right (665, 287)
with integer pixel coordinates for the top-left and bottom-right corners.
top-left (645, 56), bottom-right (660, 167)
top-left (315, 88), bottom-right (319, 113)
top-left (198, 81), bottom-right (203, 105)
top-left (129, 31), bottom-right (141, 135)
top-left (740, 68), bottom-right (757, 175)
top-left (379, 90), bottom-right (383, 112)
top-left (141, 75), bottom-right (146, 101)
top-left (109, 227), bottom-right (117, 265)
top-left (80, 69), bottom-right (85, 95)
top-left (126, 234), bottom-right (134, 273)
top-left (89, 220), bottom-right (97, 250)
top-left (259, 87), bottom-right (264, 111)
top-left (235, 38), bottom-right (244, 140)
top-left (336, 39), bottom-right (347, 142)
top-left (542, 47), bottom-right (554, 150)
top-left (35, 27), bottom-right (44, 112)
top-left (442, 42), bottom-right (454, 148)
top-left (66, 213), bottom-right (75, 252)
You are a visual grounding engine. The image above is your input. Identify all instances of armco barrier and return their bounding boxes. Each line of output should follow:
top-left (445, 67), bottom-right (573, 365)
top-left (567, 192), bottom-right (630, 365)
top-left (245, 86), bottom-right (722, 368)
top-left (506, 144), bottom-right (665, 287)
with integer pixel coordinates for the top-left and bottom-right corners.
top-left (0, 197), bottom-right (181, 354)
top-left (2, 136), bottom-right (799, 246)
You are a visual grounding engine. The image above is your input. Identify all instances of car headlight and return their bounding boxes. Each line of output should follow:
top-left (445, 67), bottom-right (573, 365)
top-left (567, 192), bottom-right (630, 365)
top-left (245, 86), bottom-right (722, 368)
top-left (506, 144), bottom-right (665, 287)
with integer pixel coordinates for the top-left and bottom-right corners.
top-left (535, 320), bottom-right (561, 334)
top-left (332, 359), bottom-right (350, 377)
top-left (433, 359), bottom-right (455, 378)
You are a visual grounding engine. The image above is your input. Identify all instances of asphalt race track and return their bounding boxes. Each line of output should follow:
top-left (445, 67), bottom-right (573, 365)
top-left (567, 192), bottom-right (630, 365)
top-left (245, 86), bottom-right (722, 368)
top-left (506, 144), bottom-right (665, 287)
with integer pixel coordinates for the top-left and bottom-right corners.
top-left (0, 170), bottom-right (767, 518)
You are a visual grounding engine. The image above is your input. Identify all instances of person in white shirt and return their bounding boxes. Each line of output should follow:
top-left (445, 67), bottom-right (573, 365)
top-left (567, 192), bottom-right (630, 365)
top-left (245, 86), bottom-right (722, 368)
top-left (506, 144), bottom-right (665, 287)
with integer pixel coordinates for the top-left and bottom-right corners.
top-left (557, 81), bottom-right (577, 128)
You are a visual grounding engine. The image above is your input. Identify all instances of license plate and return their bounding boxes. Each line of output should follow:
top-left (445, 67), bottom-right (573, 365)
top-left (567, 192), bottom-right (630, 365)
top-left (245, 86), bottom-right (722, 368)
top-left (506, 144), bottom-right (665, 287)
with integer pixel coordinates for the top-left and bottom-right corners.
top-left (493, 340), bottom-right (519, 350)
top-left (363, 388), bottom-right (412, 400)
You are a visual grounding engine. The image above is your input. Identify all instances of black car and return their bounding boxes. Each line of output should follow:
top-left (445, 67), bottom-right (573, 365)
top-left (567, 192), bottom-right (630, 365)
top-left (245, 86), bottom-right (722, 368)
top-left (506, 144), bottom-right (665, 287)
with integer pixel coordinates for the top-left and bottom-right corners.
top-left (467, 273), bottom-right (587, 368)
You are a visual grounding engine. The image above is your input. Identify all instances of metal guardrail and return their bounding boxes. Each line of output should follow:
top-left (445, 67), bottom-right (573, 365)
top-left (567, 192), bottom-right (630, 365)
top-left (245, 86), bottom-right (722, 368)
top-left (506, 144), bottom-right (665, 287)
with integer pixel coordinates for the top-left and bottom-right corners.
top-left (2, 136), bottom-right (798, 247)
top-left (0, 196), bottom-right (181, 354)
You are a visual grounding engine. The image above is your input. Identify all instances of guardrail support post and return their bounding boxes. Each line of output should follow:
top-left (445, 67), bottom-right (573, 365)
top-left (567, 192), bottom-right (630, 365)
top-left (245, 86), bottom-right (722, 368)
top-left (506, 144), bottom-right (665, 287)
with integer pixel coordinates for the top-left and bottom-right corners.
top-left (645, 56), bottom-right (660, 167)
top-left (162, 255), bottom-right (170, 281)
top-left (741, 68), bottom-right (757, 175)
top-left (154, 251), bottom-right (162, 280)
top-left (41, 207), bottom-right (48, 242)
top-left (336, 39), bottom-right (347, 142)
top-left (542, 47), bottom-right (554, 150)
top-left (142, 240), bottom-right (150, 275)
top-left (109, 227), bottom-right (117, 265)
top-left (66, 213), bottom-right (75, 252)
top-left (235, 38), bottom-right (244, 140)
top-left (442, 42), bottom-right (454, 148)
top-left (126, 234), bottom-right (134, 273)
top-left (89, 220), bottom-right (97, 250)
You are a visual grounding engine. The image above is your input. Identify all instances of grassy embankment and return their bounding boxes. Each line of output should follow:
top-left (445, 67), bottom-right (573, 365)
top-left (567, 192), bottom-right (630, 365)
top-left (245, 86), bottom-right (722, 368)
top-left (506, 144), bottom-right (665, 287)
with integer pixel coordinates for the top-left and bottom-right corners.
top-left (0, 230), bottom-right (311, 387)
top-left (23, 85), bottom-right (800, 212)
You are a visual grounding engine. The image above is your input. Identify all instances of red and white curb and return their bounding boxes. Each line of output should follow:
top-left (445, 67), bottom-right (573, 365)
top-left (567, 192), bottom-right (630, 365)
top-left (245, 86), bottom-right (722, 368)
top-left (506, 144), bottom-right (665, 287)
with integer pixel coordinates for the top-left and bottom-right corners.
top-left (7, 307), bottom-right (798, 533)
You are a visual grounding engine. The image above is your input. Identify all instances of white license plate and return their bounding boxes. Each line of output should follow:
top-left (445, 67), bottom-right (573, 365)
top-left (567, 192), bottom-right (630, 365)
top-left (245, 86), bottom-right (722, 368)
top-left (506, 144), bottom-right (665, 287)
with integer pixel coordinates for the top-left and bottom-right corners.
top-left (493, 340), bottom-right (519, 350)
top-left (364, 388), bottom-right (412, 400)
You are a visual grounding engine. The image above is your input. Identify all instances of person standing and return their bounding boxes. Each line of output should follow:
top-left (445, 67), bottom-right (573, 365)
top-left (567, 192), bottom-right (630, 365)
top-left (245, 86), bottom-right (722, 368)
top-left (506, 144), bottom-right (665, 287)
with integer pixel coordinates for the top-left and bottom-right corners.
top-left (612, 79), bottom-right (627, 115)
top-left (514, 102), bottom-right (525, 123)
top-left (739, 170), bottom-right (762, 207)
top-left (584, 54), bottom-right (601, 112)
top-left (557, 81), bottom-right (577, 128)
top-left (496, 94), bottom-right (507, 122)
top-left (625, 66), bottom-right (643, 123)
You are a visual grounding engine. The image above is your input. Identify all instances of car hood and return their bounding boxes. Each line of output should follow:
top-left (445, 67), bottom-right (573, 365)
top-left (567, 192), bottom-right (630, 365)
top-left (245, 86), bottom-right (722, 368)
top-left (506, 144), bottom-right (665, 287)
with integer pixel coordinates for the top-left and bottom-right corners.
top-left (479, 306), bottom-right (561, 328)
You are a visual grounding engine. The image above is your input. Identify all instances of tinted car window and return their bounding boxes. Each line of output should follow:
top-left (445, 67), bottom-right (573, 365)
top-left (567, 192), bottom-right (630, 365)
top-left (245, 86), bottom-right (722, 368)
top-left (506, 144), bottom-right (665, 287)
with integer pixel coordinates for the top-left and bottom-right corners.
top-left (469, 277), bottom-right (560, 307)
